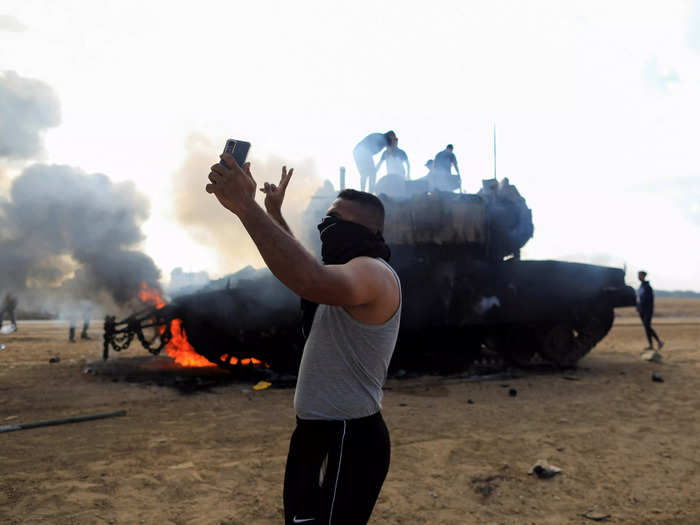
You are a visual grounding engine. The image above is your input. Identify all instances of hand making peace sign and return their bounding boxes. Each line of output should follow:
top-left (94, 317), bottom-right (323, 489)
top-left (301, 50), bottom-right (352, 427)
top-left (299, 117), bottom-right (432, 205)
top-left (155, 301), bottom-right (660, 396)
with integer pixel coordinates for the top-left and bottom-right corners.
top-left (260, 166), bottom-right (294, 217)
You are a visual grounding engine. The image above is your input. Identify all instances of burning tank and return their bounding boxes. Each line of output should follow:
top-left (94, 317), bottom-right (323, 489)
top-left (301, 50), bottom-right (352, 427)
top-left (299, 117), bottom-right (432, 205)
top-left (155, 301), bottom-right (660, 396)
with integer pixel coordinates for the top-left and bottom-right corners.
top-left (103, 176), bottom-right (636, 373)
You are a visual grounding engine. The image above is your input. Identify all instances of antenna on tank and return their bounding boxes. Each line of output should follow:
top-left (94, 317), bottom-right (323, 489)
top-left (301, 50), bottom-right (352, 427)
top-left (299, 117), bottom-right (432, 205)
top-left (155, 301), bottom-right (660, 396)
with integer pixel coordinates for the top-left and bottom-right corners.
top-left (493, 124), bottom-right (497, 181)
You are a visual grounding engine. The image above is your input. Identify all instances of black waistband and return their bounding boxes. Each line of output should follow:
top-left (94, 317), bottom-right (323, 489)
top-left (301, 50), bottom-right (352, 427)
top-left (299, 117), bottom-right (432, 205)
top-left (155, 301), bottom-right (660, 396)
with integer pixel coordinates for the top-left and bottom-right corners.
top-left (295, 411), bottom-right (383, 429)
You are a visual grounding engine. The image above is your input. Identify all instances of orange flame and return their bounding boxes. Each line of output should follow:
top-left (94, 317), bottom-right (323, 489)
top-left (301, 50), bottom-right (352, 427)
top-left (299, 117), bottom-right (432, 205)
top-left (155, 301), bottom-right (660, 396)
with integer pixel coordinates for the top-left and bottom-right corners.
top-left (139, 283), bottom-right (165, 308)
top-left (167, 318), bottom-right (214, 368)
top-left (138, 282), bottom-right (269, 369)
top-left (139, 283), bottom-right (214, 368)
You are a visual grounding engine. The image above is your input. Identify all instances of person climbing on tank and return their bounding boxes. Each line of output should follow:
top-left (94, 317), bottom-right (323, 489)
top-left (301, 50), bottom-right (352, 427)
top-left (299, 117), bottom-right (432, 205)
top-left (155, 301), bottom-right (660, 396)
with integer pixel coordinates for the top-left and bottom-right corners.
top-left (432, 144), bottom-right (461, 192)
top-left (353, 130), bottom-right (397, 193)
top-left (637, 271), bottom-right (664, 351)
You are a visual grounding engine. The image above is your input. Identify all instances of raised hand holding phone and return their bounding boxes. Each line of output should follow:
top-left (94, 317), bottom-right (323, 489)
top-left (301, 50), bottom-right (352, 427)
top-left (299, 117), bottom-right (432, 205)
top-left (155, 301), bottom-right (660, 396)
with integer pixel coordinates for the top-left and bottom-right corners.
top-left (206, 141), bottom-right (257, 216)
top-left (221, 139), bottom-right (250, 169)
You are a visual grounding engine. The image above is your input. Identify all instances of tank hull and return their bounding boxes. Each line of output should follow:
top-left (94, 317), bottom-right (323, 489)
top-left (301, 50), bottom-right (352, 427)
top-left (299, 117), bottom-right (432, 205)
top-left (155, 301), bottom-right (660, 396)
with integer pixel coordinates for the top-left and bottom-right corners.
top-left (160, 255), bottom-right (635, 373)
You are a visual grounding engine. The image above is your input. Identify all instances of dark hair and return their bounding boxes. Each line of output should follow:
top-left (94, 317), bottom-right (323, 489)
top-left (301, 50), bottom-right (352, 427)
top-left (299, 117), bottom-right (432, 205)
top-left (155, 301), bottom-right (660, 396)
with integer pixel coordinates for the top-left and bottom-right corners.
top-left (447, 144), bottom-right (453, 149)
top-left (337, 189), bottom-right (385, 231)
top-left (384, 130), bottom-right (396, 140)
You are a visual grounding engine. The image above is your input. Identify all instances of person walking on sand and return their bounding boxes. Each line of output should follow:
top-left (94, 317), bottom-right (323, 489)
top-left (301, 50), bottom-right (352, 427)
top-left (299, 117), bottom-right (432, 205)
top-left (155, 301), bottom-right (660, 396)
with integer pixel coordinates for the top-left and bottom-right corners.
top-left (207, 153), bottom-right (401, 525)
top-left (637, 271), bottom-right (663, 351)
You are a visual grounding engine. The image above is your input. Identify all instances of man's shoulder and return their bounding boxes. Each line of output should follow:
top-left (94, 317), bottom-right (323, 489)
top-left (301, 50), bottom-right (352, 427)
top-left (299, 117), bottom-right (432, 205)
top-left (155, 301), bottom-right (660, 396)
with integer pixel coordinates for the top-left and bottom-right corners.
top-left (347, 257), bottom-right (396, 280)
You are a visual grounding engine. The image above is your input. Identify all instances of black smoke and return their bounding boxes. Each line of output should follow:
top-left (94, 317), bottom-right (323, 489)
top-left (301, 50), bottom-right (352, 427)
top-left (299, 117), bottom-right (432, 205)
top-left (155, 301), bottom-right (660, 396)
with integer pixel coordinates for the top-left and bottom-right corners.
top-left (0, 163), bottom-right (160, 310)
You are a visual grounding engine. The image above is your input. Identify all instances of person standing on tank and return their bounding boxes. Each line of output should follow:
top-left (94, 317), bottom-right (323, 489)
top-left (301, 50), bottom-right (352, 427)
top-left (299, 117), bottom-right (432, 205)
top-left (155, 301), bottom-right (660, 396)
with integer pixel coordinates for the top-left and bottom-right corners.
top-left (637, 270), bottom-right (663, 351)
top-left (206, 152), bottom-right (401, 525)
top-left (353, 130), bottom-right (397, 193)
top-left (433, 144), bottom-right (460, 178)
top-left (375, 138), bottom-right (410, 180)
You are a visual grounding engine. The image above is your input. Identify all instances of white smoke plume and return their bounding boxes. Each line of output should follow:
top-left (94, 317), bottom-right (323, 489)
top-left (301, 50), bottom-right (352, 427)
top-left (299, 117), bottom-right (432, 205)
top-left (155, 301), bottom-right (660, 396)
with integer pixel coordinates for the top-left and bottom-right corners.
top-left (0, 70), bottom-right (61, 160)
top-left (172, 133), bottom-right (329, 274)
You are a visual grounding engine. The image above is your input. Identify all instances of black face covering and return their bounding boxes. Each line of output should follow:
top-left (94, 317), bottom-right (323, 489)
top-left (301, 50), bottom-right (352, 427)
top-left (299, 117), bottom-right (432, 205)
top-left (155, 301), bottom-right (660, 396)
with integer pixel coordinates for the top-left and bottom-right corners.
top-left (301, 216), bottom-right (391, 338)
top-left (318, 215), bottom-right (391, 265)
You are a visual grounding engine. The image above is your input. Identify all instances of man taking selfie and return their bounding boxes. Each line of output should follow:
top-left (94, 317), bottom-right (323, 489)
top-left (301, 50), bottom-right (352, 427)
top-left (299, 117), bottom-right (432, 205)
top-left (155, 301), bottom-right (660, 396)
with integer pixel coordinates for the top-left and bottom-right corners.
top-left (206, 152), bottom-right (401, 525)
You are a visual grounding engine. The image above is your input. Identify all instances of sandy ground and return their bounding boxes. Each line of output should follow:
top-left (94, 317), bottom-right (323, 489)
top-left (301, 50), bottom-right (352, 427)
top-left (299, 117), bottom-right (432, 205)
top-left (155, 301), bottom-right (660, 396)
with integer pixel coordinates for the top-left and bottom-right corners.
top-left (1, 300), bottom-right (699, 524)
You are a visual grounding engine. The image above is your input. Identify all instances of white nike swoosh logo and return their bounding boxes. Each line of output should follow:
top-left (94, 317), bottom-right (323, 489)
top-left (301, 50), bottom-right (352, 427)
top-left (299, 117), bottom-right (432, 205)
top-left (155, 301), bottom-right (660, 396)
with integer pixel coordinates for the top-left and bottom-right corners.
top-left (293, 518), bottom-right (316, 523)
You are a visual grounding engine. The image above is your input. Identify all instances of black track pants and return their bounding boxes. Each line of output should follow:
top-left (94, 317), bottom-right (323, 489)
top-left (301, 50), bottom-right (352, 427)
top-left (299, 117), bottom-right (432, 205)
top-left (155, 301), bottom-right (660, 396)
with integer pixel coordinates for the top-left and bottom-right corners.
top-left (283, 411), bottom-right (390, 525)
top-left (640, 312), bottom-right (661, 346)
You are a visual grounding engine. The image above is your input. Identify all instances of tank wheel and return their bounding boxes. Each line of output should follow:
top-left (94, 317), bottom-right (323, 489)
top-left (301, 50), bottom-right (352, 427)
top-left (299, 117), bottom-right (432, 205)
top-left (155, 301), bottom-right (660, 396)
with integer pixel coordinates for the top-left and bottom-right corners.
top-left (484, 327), bottom-right (538, 366)
top-left (539, 309), bottom-right (614, 367)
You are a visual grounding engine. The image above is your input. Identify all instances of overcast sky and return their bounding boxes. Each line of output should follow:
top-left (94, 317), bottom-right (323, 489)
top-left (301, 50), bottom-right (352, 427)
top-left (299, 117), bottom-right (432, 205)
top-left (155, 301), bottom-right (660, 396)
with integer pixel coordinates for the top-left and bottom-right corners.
top-left (1, 0), bottom-right (699, 291)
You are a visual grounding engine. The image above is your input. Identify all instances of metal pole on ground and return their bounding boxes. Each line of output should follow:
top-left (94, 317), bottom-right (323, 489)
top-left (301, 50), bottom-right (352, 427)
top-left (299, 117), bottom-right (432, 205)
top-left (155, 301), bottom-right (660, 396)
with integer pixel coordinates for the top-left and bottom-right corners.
top-left (0, 410), bottom-right (127, 433)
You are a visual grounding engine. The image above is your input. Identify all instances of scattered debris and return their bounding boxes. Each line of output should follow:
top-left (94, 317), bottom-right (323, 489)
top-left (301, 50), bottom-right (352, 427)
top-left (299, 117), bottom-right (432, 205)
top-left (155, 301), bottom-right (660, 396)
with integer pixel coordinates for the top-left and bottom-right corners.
top-left (48, 356), bottom-right (60, 363)
top-left (528, 459), bottom-right (562, 479)
top-left (399, 403), bottom-right (408, 407)
top-left (471, 473), bottom-right (507, 498)
top-left (252, 380), bottom-right (271, 390)
top-left (467, 399), bottom-right (474, 404)
top-left (169, 461), bottom-right (194, 470)
top-left (651, 372), bottom-right (664, 383)
top-left (582, 509), bottom-right (611, 521)
top-left (0, 410), bottom-right (126, 433)
top-left (562, 376), bottom-right (580, 381)
top-left (508, 388), bottom-right (517, 397)
top-left (640, 349), bottom-right (662, 362)
top-left (0, 344), bottom-right (5, 350)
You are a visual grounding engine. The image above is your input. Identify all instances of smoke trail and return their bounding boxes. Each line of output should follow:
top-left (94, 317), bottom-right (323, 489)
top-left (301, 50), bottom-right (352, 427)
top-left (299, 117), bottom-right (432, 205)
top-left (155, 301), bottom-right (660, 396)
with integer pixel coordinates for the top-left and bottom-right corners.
top-left (0, 70), bottom-right (61, 160)
top-left (172, 133), bottom-right (327, 273)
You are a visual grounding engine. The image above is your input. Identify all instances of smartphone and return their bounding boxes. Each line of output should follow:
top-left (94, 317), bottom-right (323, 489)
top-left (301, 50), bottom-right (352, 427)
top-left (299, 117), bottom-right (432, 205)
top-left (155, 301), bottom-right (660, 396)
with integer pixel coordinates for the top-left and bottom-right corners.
top-left (221, 139), bottom-right (251, 169)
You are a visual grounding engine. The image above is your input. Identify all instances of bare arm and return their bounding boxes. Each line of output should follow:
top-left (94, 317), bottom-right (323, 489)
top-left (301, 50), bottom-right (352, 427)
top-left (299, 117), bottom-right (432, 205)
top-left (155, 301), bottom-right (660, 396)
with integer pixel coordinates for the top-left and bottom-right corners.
top-left (206, 155), bottom-right (386, 306)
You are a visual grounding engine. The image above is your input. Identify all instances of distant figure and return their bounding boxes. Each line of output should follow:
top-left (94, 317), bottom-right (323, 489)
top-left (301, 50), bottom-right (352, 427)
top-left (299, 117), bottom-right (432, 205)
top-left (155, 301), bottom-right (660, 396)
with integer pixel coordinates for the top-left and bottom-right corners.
top-left (433, 144), bottom-right (460, 178)
top-left (0, 293), bottom-right (18, 332)
top-left (376, 139), bottom-right (410, 180)
top-left (637, 271), bottom-right (663, 351)
top-left (353, 131), bottom-right (397, 193)
top-left (431, 144), bottom-right (461, 192)
top-left (69, 300), bottom-right (92, 342)
top-left (68, 319), bottom-right (91, 342)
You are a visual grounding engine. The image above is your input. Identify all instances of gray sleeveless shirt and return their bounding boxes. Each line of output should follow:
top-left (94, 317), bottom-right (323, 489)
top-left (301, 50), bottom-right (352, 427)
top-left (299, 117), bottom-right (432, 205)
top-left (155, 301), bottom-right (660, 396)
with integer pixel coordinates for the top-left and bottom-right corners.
top-left (294, 259), bottom-right (402, 420)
